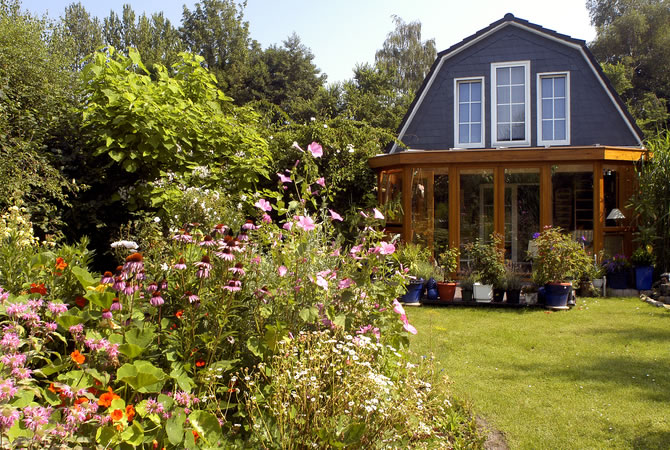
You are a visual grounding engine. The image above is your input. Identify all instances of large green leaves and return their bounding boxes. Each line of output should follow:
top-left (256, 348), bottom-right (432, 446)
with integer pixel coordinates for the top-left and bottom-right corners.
top-left (116, 360), bottom-right (167, 393)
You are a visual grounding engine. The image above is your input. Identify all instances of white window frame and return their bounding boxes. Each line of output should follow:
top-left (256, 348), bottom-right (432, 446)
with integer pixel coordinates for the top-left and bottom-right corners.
top-left (491, 61), bottom-right (531, 147)
top-left (537, 71), bottom-right (570, 146)
top-left (453, 76), bottom-right (485, 149)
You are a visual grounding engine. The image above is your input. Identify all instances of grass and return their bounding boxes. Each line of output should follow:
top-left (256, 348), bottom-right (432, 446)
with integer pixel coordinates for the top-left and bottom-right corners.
top-left (407, 297), bottom-right (670, 449)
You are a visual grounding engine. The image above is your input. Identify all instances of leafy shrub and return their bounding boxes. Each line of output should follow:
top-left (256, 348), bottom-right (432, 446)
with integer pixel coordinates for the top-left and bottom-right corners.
top-left (531, 226), bottom-right (591, 285)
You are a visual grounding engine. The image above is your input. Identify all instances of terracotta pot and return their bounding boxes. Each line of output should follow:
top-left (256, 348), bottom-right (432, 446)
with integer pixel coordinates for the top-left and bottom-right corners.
top-left (437, 282), bottom-right (457, 301)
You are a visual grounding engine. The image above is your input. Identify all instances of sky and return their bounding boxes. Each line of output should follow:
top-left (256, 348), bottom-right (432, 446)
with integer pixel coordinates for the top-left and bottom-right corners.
top-left (20, 0), bottom-right (597, 84)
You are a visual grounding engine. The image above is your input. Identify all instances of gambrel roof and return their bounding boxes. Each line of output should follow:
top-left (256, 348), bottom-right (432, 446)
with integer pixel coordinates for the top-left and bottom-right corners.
top-left (390, 13), bottom-right (643, 153)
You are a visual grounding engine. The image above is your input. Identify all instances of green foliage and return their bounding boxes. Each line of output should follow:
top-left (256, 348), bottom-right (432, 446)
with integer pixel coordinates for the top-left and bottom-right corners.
top-left (374, 15), bottom-right (436, 97)
top-left (59, 2), bottom-right (103, 70)
top-left (0, 1), bottom-right (79, 234)
top-left (394, 242), bottom-right (432, 278)
top-left (630, 245), bottom-right (656, 267)
top-left (437, 247), bottom-right (460, 282)
top-left (80, 47), bottom-right (271, 210)
top-left (531, 227), bottom-right (591, 285)
top-left (588, 0), bottom-right (670, 133)
top-left (627, 131), bottom-right (670, 271)
top-left (463, 233), bottom-right (506, 286)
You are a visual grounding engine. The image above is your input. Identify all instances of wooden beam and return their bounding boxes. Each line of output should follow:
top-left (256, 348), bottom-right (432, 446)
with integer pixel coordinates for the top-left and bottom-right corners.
top-left (449, 167), bottom-right (460, 270)
top-left (494, 167), bottom-right (505, 239)
top-left (594, 162), bottom-right (604, 255)
top-left (540, 164), bottom-right (552, 228)
top-left (403, 166), bottom-right (412, 242)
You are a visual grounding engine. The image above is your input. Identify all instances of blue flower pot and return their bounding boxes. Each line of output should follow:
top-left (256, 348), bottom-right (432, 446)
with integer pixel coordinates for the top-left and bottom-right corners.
top-left (544, 283), bottom-right (571, 307)
top-left (607, 270), bottom-right (628, 289)
top-left (635, 266), bottom-right (653, 290)
top-left (402, 280), bottom-right (424, 304)
top-left (425, 277), bottom-right (439, 300)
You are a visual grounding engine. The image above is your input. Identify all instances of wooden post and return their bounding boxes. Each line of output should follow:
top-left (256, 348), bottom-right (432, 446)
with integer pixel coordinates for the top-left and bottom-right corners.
top-left (540, 164), bottom-right (552, 228)
top-left (593, 162), bottom-right (604, 255)
top-left (427, 170), bottom-right (435, 255)
top-left (449, 167), bottom-right (461, 270)
top-left (494, 167), bottom-right (505, 240)
top-left (403, 166), bottom-right (412, 243)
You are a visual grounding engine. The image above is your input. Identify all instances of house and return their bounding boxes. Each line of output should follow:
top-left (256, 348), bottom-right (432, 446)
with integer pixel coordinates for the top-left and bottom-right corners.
top-left (370, 13), bottom-right (645, 270)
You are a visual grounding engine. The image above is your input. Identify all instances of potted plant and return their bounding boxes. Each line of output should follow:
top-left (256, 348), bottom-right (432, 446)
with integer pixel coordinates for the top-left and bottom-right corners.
top-left (395, 242), bottom-right (432, 304)
top-left (503, 267), bottom-right (523, 304)
top-left (604, 254), bottom-right (631, 290)
top-left (522, 283), bottom-right (538, 305)
top-left (459, 271), bottom-right (478, 302)
top-left (436, 247), bottom-right (460, 302)
top-left (464, 233), bottom-right (505, 302)
top-left (531, 226), bottom-right (591, 308)
top-left (631, 245), bottom-right (655, 290)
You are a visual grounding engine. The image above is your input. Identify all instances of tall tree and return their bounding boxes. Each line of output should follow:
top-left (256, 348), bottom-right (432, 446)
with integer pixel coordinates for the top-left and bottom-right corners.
top-left (60, 2), bottom-right (103, 70)
top-left (180, 0), bottom-right (255, 100)
top-left (374, 15), bottom-right (436, 96)
top-left (587, 0), bottom-right (670, 133)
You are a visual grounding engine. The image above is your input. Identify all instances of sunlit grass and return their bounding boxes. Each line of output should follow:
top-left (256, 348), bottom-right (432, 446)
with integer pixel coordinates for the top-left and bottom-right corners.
top-left (408, 297), bottom-right (670, 449)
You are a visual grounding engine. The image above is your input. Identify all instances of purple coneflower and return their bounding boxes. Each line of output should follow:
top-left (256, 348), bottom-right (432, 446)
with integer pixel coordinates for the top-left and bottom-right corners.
top-left (229, 263), bottom-right (245, 276)
top-left (112, 277), bottom-right (126, 292)
top-left (146, 282), bottom-right (158, 293)
top-left (101, 271), bottom-right (114, 284)
top-left (150, 291), bottom-right (164, 307)
top-left (101, 309), bottom-right (112, 320)
top-left (123, 252), bottom-right (144, 274)
top-left (195, 256), bottom-right (212, 279)
top-left (184, 291), bottom-right (200, 304)
top-left (212, 224), bottom-right (229, 235)
top-left (173, 258), bottom-right (187, 270)
top-left (110, 298), bottom-right (122, 311)
top-left (215, 247), bottom-right (235, 261)
top-left (223, 279), bottom-right (242, 292)
top-left (242, 220), bottom-right (258, 231)
top-left (173, 231), bottom-right (193, 243)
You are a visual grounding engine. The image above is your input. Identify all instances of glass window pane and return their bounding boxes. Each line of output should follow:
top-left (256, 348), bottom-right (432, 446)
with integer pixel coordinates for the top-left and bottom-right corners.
top-left (471, 82), bottom-right (481, 101)
top-left (542, 77), bottom-right (553, 98)
top-left (511, 104), bottom-right (525, 122)
top-left (497, 67), bottom-right (510, 86)
top-left (459, 124), bottom-right (470, 143)
top-left (459, 82), bottom-right (469, 102)
top-left (471, 123), bottom-right (481, 143)
top-left (511, 66), bottom-right (524, 84)
top-left (555, 119), bottom-right (566, 140)
top-left (434, 173), bottom-right (449, 256)
top-left (459, 104), bottom-right (469, 123)
top-left (552, 164), bottom-right (594, 234)
top-left (512, 123), bottom-right (525, 140)
top-left (460, 170), bottom-right (495, 258)
top-left (542, 119), bottom-right (553, 140)
top-left (554, 77), bottom-right (565, 97)
top-left (497, 105), bottom-right (510, 122)
top-left (554, 99), bottom-right (566, 119)
top-left (380, 170), bottom-right (403, 224)
top-left (504, 168), bottom-right (540, 271)
top-left (542, 99), bottom-right (553, 119)
top-left (497, 124), bottom-right (510, 141)
top-left (471, 102), bottom-right (481, 122)
top-left (497, 86), bottom-right (510, 104)
top-left (411, 169), bottom-right (432, 247)
top-left (511, 85), bottom-right (525, 103)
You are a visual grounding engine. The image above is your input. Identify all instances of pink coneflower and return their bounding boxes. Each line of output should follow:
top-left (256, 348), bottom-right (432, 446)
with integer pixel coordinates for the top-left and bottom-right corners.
top-left (101, 271), bottom-right (114, 284)
top-left (136, 270), bottom-right (146, 281)
top-left (214, 247), bottom-right (235, 261)
top-left (146, 282), bottom-right (158, 293)
top-left (229, 263), bottom-right (245, 276)
top-left (110, 298), bottom-right (122, 311)
top-left (101, 309), bottom-right (112, 320)
top-left (223, 279), bottom-right (242, 292)
top-left (184, 291), bottom-right (200, 304)
top-left (242, 220), bottom-right (258, 231)
top-left (173, 231), bottom-right (193, 243)
top-left (123, 252), bottom-right (144, 273)
top-left (112, 277), bottom-right (126, 292)
top-left (122, 284), bottom-right (136, 296)
top-left (212, 224), bottom-right (229, 235)
top-left (195, 256), bottom-right (212, 279)
top-left (150, 292), bottom-right (164, 307)
top-left (199, 235), bottom-right (216, 247)
top-left (173, 258), bottom-right (187, 270)
top-left (160, 279), bottom-right (168, 290)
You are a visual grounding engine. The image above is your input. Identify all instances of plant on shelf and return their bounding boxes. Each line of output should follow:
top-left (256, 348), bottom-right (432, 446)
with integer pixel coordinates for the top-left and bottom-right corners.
top-left (463, 233), bottom-right (506, 301)
top-left (603, 253), bottom-right (631, 290)
top-left (395, 242), bottom-right (432, 303)
top-left (436, 246), bottom-right (460, 301)
top-left (531, 226), bottom-right (591, 307)
top-left (503, 265), bottom-right (524, 304)
top-left (459, 271), bottom-right (478, 302)
top-left (631, 245), bottom-right (655, 290)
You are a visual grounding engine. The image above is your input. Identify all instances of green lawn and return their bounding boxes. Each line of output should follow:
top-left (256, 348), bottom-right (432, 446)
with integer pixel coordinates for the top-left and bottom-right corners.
top-left (407, 297), bottom-right (670, 449)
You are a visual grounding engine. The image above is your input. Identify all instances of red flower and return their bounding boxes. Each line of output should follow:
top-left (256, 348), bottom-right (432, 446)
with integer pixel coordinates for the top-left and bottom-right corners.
top-left (55, 257), bottom-right (68, 271)
top-left (195, 359), bottom-right (206, 368)
top-left (30, 283), bottom-right (47, 295)
top-left (110, 409), bottom-right (123, 421)
top-left (75, 296), bottom-right (87, 308)
top-left (175, 310), bottom-right (183, 319)
top-left (71, 350), bottom-right (85, 365)
top-left (125, 404), bottom-right (135, 422)
top-left (98, 387), bottom-right (120, 407)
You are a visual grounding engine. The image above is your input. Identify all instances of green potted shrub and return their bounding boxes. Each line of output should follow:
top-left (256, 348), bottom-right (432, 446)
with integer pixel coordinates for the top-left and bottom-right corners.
top-left (395, 242), bottom-right (432, 304)
top-left (604, 254), bottom-right (631, 290)
top-left (463, 233), bottom-right (505, 302)
top-left (631, 245), bottom-right (655, 290)
top-left (436, 247), bottom-right (460, 302)
top-left (531, 226), bottom-right (591, 307)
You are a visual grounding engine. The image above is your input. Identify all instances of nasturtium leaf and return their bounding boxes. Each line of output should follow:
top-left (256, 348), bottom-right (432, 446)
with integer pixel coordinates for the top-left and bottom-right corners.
top-left (166, 409), bottom-right (185, 445)
top-left (189, 410), bottom-right (222, 446)
top-left (117, 360), bottom-right (166, 393)
top-left (119, 343), bottom-right (144, 359)
top-left (71, 266), bottom-right (97, 289)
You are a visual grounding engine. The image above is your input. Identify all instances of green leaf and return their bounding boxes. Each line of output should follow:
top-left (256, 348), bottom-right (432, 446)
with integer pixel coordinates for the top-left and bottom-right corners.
top-left (56, 314), bottom-right (85, 330)
top-left (299, 306), bottom-right (319, 324)
top-left (71, 266), bottom-right (97, 289)
top-left (125, 326), bottom-right (155, 348)
top-left (333, 314), bottom-right (347, 328)
top-left (96, 426), bottom-right (116, 447)
top-left (117, 360), bottom-right (167, 393)
top-left (119, 343), bottom-right (144, 359)
top-left (189, 410), bottom-right (222, 446)
top-left (11, 389), bottom-right (34, 408)
top-left (342, 423), bottom-right (366, 445)
top-left (109, 149), bottom-right (126, 162)
top-left (166, 409), bottom-right (185, 445)
top-left (170, 367), bottom-right (194, 393)
top-left (85, 290), bottom-right (115, 309)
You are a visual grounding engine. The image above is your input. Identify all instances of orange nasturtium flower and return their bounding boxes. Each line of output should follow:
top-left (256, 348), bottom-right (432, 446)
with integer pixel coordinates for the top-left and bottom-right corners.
top-left (125, 404), bottom-right (135, 422)
top-left (55, 257), bottom-right (68, 271)
top-left (110, 409), bottom-right (124, 421)
top-left (70, 350), bottom-right (85, 365)
top-left (195, 359), bottom-right (206, 368)
top-left (98, 387), bottom-right (121, 407)
top-left (29, 283), bottom-right (47, 295)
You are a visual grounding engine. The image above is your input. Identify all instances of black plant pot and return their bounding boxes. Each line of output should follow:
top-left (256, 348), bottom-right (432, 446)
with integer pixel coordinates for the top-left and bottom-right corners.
top-left (506, 289), bottom-right (521, 304)
top-left (492, 288), bottom-right (505, 302)
top-left (461, 288), bottom-right (473, 302)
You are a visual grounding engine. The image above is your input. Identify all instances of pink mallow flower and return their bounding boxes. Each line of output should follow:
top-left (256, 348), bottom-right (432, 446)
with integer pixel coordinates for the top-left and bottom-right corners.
top-left (316, 177), bottom-right (326, 187)
top-left (277, 173), bottom-right (292, 183)
top-left (379, 242), bottom-right (396, 255)
top-left (307, 142), bottom-right (323, 158)
top-left (338, 278), bottom-right (355, 290)
top-left (254, 198), bottom-right (272, 212)
top-left (392, 299), bottom-right (417, 335)
top-left (373, 208), bottom-right (385, 220)
top-left (278, 266), bottom-right (288, 277)
top-left (329, 209), bottom-right (343, 222)
top-left (296, 215), bottom-right (316, 231)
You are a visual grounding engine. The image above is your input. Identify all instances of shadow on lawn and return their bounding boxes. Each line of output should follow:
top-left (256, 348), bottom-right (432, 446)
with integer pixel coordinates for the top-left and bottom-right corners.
top-left (582, 325), bottom-right (670, 343)
top-left (631, 430), bottom-right (670, 449)
top-left (510, 354), bottom-right (670, 403)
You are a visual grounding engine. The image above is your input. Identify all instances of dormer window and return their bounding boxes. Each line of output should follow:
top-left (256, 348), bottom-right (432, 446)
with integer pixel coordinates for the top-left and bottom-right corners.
top-left (491, 61), bottom-right (531, 147)
top-left (454, 77), bottom-right (484, 148)
top-left (537, 72), bottom-right (570, 146)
